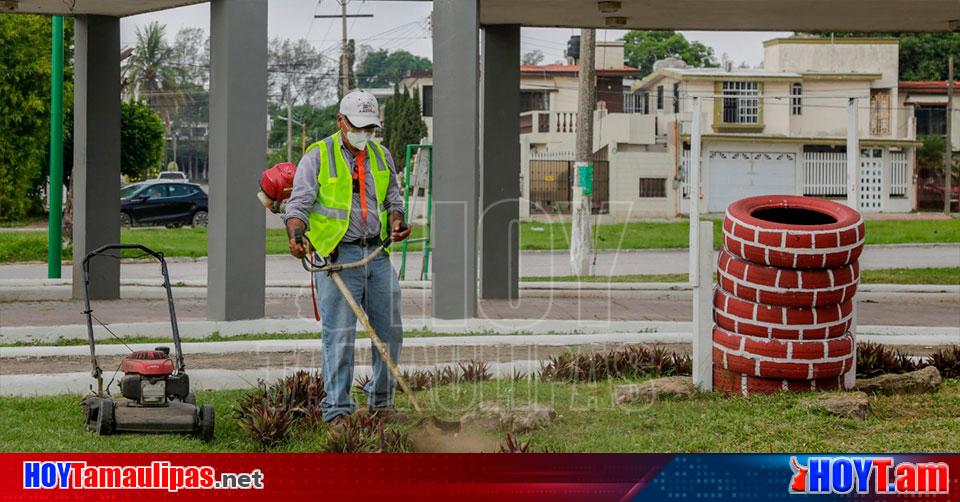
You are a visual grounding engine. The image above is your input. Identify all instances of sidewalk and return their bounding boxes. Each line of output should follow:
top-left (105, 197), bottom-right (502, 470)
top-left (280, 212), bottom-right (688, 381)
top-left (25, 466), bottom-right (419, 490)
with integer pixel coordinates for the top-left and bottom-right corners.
top-left (2, 244), bottom-right (958, 283)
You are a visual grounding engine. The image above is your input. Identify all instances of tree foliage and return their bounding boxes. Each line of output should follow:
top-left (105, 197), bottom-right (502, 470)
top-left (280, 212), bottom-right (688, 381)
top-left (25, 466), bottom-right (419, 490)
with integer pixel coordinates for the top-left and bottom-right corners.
top-left (0, 15), bottom-right (74, 221)
top-left (522, 49), bottom-right (545, 65)
top-left (382, 85), bottom-right (428, 161)
top-left (120, 100), bottom-right (165, 180)
top-left (267, 103), bottom-right (339, 164)
top-left (268, 37), bottom-right (331, 107)
top-left (356, 48), bottom-right (431, 88)
top-left (805, 33), bottom-right (960, 81)
top-left (622, 31), bottom-right (718, 76)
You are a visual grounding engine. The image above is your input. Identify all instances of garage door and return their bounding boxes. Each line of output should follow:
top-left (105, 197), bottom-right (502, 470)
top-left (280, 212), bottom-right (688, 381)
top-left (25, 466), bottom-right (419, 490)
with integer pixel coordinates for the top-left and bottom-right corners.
top-left (708, 152), bottom-right (797, 212)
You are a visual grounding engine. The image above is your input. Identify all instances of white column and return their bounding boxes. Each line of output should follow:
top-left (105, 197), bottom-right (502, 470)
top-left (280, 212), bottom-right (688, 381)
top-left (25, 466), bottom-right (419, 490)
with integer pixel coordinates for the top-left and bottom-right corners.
top-left (692, 220), bottom-right (714, 391)
top-left (688, 97), bottom-right (702, 285)
top-left (846, 97), bottom-right (860, 209)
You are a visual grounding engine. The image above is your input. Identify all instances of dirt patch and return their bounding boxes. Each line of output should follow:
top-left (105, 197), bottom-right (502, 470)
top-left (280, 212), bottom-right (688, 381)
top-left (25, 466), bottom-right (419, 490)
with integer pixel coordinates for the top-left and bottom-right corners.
top-left (0, 342), bottom-right (656, 375)
top-left (408, 422), bottom-right (501, 453)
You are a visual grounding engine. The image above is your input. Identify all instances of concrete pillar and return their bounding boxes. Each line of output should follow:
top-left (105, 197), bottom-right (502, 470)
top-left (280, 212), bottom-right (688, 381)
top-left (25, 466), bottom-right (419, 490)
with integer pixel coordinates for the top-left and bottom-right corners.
top-left (207, 0), bottom-right (268, 320)
top-left (72, 16), bottom-right (120, 300)
top-left (431, 0), bottom-right (480, 319)
top-left (480, 25), bottom-right (520, 300)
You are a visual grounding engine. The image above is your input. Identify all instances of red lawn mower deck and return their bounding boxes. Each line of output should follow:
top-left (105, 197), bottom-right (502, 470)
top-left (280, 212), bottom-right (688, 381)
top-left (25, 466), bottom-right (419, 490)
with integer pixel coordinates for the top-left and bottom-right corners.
top-left (80, 244), bottom-right (214, 442)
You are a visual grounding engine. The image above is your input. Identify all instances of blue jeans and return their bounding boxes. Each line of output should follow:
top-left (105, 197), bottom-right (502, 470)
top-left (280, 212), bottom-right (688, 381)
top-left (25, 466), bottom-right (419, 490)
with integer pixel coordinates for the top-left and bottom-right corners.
top-left (314, 243), bottom-right (403, 422)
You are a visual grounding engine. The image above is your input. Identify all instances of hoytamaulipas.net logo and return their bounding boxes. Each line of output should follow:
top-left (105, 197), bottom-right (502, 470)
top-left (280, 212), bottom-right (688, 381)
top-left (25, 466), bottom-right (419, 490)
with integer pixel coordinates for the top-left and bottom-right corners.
top-left (23, 460), bottom-right (264, 492)
top-left (789, 456), bottom-right (949, 495)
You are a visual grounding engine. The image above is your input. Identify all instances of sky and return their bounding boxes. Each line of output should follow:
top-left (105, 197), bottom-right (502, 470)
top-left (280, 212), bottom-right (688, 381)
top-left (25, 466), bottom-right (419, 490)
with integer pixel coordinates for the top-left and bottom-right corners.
top-left (120, 0), bottom-right (791, 68)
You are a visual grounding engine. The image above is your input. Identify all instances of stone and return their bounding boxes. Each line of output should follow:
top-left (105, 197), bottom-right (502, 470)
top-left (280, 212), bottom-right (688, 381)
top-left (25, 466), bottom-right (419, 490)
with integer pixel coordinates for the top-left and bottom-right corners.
top-left (459, 401), bottom-right (556, 434)
top-left (613, 377), bottom-right (697, 404)
top-left (856, 366), bottom-right (942, 395)
top-left (802, 391), bottom-right (871, 420)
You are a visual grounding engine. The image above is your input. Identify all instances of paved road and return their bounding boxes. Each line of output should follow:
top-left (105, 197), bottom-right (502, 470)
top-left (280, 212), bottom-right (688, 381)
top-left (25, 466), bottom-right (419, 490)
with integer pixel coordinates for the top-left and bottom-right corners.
top-left (2, 244), bottom-right (958, 283)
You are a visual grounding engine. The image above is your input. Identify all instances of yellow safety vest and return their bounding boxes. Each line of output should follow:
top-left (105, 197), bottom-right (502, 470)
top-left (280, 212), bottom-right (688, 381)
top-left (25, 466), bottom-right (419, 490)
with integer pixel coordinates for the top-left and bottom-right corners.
top-left (305, 131), bottom-right (391, 256)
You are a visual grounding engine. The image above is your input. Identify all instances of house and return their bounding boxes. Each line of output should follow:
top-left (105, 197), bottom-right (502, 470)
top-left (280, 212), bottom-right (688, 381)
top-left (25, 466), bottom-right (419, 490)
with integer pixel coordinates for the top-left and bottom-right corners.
top-left (632, 37), bottom-right (919, 214)
top-left (898, 80), bottom-right (960, 150)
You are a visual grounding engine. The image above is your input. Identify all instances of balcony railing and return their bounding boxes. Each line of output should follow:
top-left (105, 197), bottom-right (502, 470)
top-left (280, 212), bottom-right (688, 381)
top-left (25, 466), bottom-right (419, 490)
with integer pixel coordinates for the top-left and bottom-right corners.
top-left (519, 111), bottom-right (577, 135)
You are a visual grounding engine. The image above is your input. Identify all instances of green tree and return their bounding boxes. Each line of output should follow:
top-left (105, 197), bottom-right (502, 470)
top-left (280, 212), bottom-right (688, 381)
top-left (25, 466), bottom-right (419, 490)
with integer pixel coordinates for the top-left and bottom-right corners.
top-left (123, 22), bottom-right (183, 159)
top-left (0, 15), bottom-right (74, 222)
top-left (357, 48), bottom-right (432, 88)
top-left (267, 103), bottom-right (339, 165)
top-left (622, 31), bottom-right (718, 76)
top-left (803, 33), bottom-right (960, 80)
top-left (382, 85), bottom-right (428, 160)
top-left (120, 100), bottom-right (165, 180)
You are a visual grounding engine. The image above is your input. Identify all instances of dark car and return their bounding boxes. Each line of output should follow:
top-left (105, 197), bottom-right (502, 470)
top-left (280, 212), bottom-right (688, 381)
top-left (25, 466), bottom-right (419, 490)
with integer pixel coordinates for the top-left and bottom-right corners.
top-left (917, 168), bottom-right (959, 211)
top-left (120, 181), bottom-right (208, 228)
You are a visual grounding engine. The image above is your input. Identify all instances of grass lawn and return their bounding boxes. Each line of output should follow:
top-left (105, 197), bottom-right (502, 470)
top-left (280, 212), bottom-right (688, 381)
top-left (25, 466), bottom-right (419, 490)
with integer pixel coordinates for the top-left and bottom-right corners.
top-left (522, 267), bottom-right (960, 285)
top-left (1, 378), bottom-right (957, 452)
top-left (3, 218), bottom-right (958, 263)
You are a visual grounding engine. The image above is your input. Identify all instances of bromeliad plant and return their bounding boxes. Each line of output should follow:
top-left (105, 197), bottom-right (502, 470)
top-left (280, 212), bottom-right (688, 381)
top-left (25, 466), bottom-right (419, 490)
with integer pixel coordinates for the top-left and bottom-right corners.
top-left (322, 413), bottom-right (411, 453)
top-left (234, 371), bottom-right (327, 451)
top-left (538, 345), bottom-right (692, 383)
top-left (855, 343), bottom-right (918, 378)
top-left (930, 346), bottom-right (960, 379)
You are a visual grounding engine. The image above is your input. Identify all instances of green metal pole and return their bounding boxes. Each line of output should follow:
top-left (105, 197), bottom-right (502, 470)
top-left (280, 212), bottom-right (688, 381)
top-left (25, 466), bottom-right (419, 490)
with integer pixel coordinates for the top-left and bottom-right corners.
top-left (399, 144), bottom-right (415, 279)
top-left (47, 16), bottom-right (64, 279)
top-left (421, 146), bottom-right (433, 280)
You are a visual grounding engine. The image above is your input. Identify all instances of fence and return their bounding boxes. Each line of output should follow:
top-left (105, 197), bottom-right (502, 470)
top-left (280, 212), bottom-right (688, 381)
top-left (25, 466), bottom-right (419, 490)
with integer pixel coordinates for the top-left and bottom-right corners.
top-left (890, 151), bottom-right (908, 196)
top-left (528, 151), bottom-right (609, 214)
top-left (803, 151), bottom-right (848, 197)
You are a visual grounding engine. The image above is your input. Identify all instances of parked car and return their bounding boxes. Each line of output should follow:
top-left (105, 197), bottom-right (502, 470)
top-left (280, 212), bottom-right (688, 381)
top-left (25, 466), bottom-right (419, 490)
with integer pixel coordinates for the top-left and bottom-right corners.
top-left (120, 181), bottom-right (208, 228)
top-left (157, 171), bottom-right (188, 181)
top-left (917, 168), bottom-right (959, 211)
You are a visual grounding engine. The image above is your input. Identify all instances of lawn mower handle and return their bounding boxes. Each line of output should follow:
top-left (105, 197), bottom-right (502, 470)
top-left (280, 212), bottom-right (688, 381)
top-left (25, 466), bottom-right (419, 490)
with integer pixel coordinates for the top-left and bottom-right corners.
top-left (295, 222), bottom-right (408, 273)
top-left (82, 244), bottom-right (185, 387)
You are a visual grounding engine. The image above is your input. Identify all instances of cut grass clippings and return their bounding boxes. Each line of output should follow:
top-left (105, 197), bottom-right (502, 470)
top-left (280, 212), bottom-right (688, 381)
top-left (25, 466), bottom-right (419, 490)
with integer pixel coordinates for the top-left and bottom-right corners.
top-left (3, 218), bottom-right (959, 263)
top-left (0, 378), bottom-right (957, 452)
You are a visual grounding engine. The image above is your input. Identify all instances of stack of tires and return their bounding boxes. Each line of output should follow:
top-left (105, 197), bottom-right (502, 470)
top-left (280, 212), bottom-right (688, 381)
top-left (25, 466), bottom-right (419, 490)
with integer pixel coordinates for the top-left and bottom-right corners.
top-left (712, 195), bottom-right (865, 396)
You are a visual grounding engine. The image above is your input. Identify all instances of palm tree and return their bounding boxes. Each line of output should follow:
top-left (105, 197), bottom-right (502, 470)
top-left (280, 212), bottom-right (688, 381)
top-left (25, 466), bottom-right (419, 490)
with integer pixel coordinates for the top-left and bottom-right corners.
top-left (123, 22), bottom-right (183, 166)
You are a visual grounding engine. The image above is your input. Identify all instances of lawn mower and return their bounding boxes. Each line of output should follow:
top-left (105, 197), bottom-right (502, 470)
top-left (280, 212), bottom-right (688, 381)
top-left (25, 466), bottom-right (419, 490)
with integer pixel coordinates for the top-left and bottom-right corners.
top-left (80, 243), bottom-right (214, 442)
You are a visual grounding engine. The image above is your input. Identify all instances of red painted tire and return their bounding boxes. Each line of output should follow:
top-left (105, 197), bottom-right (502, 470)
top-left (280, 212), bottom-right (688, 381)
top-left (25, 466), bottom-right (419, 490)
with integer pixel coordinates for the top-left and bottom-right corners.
top-left (713, 367), bottom-right (842, 396)
top-left (717, 248), bottom-right (859, 307)
top-left (713, 288), bottom-right (853, 340)
top-left (712, 326), bottom-right (854, 379)
top-left (723, 195), bottom-right (865, 269)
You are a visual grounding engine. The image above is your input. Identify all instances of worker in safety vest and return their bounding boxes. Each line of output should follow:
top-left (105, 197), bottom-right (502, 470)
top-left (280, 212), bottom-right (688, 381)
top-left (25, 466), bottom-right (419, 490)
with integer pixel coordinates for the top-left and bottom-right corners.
top-left (284, 90), bottom-right (412, 428)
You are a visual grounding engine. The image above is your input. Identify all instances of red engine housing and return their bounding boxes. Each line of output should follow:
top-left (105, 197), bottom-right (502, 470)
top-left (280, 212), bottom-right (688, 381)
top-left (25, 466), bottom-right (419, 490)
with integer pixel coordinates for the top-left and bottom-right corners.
top-left (120, 350), bottom-right (174, 376)
top-left (259, 162), bottom-right (297, 206)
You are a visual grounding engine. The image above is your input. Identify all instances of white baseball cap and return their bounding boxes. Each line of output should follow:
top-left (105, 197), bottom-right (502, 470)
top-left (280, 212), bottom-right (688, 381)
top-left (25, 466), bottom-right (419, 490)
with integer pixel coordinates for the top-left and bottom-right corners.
top-left (339, 90), bottom-right (381, 128)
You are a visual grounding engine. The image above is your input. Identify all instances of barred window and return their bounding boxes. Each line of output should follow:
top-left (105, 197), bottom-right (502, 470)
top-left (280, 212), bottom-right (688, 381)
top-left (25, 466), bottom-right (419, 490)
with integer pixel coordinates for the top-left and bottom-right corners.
top-left (656, 85), bottom-right (664, 110)
top-left (791, 83), bottom-right (802, 116)
top-left (672, 82), bottom-right (680, 113)
top-left (721, 81), bottom-right (760, 124)
top-left (638, 178), bottom-right (667, 198)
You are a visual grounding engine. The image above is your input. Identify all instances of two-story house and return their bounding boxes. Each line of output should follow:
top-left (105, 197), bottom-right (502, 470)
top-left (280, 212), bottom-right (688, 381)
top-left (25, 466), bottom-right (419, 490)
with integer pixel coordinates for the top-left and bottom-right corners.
top-left (632, 37), bottom-right (919, 214)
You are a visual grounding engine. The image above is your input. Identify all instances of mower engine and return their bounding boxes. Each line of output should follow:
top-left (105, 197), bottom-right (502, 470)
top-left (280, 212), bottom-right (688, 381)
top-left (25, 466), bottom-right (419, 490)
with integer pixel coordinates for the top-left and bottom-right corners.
top-left (258, 162), bottom-right (297, 214)
top-left (118, 347), bottom-right (190, 407)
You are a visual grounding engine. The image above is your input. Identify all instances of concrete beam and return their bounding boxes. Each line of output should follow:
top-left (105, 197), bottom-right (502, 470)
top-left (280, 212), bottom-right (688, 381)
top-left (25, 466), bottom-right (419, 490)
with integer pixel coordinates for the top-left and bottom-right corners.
top-left (480, 25), bottom-right (520, 300)
top-left (431, 0), bottom-right (480, 319)
top-left (72, 15), bottom-right (121, 300)
top-left (207, 0), bottom-right (268, 320)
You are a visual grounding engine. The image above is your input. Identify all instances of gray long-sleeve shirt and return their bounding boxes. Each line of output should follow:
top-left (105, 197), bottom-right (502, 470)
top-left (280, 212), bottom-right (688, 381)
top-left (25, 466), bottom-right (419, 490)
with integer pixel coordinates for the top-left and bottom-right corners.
top-left (283, 136), bottom-right (405, 241)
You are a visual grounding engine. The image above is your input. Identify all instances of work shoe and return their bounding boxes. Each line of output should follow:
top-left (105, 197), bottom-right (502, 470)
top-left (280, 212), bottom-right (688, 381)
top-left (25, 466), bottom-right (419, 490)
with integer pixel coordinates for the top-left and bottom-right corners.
top-left (327, 414), bottom-right (351, 435)
top-left (368, 407), bottom-right (408, 424)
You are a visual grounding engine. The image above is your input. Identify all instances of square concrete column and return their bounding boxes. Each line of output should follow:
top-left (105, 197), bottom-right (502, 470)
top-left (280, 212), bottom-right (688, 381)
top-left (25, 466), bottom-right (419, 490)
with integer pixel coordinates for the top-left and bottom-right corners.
top-left (207, 0), bottom-right (268, 320)
top-left (432, 0), bottom-right (480, 319)
top-left (72, 15), bottom-right (121, 300)
top-left (480, 25), bottom-right (521, 300)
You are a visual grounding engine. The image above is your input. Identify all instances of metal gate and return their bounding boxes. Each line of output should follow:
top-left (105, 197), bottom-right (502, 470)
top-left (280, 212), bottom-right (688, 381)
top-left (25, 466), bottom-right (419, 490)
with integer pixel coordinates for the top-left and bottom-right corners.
top-left (528, 151), bottom-right (608, 214)
top-left (859, 148), bottom-right (884, 212)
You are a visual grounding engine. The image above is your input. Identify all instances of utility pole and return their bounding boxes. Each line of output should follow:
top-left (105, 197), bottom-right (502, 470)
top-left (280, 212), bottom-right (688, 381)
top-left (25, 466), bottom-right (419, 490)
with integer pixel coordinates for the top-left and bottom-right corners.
top-left (287, 91), bottom-right (293, 162)
top-left (315, 1), bottom-right (373, 100)
top-left (570, 28), bottom-right (596, 277)
top-left (945, 56), bottom-right (954, 215)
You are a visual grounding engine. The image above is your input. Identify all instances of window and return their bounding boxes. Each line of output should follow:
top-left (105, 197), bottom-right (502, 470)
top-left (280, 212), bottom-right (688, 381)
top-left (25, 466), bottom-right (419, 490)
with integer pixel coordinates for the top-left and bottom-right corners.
top-left (656, 85), bottom-right (664, 110)
top-left (624, 92), bottom-right (649, 114)
top-left (720, 81), bottom-right (760, 124)
top-left (120, 184), bottom-right (144, 198)
top-left (916, 105), bottom-right (947, 136)
top-left (870, 89), bottom-right (890, 135)
top-left (638, 178), bottom-right (667, 198)
top-left (421, 85), bottom-right (433, 117)
top-left (520, 91), bottom-right (549, 112)
top-left (791, 83), bottom-right (802, 116)
top-left (143, 185), bottom-right (167, 200)
top-left (672, 82), bottom-right (680, 113)
top-left (168, 184), bottom-right (193, 198)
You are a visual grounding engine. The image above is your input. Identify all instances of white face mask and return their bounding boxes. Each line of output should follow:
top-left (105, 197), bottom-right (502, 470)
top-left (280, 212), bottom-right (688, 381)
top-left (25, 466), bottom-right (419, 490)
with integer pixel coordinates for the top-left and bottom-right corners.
top-left (345, 129), bottom-right (374, 150)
